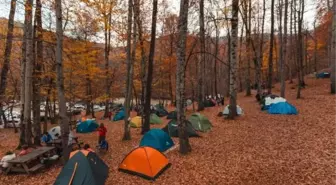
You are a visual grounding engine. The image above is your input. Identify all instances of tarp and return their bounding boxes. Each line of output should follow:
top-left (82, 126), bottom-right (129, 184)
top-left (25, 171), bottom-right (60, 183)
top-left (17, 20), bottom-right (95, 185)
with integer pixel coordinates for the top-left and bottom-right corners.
top-left (54, 150), bottom-right (109, 185)
top-left (162, 119), bottom-right (199, 137)
top-left (150, 114), bottom-right (163, 124)
top-left (113, 110), bottom-right (125, 121)
top-left (76, 119), bottom-right (99, 133)
top-left (188, 113), bottom-right (212, 132)
top-left (118, 146), bottom-right (171, 180)
top-left (267, 102), bottom-right (298, 115)
top-left (139, 129), bottom-right (174, 152)
top-left (223, 105), bottom-right (243, 115)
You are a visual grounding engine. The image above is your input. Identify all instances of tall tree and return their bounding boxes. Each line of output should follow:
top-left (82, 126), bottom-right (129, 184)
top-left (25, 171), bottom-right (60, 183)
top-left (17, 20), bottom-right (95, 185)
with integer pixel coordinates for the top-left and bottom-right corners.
top-left (32, 0), bottom-right (43, 145)
top-left (0, 0), bottom-right (16, 104)
top-left (176, 0), bottom-right (191, 154)
top-left (267, 0), bottom-right (275, 94)
top-left (142, 0), bottom-right (158, 134)
top-left (122, 0), bottom-right (133, 140)
top-left (280, 0), bottom-right (288, 97)
top-left (228, 0), bottom-right (239, 119)
top-left (331, 0), bottom-right (336, 94)
top-left (56, 0), bottom-right (70, 161)
top-left (23, 0), bottom-right (34, 145)
top-left (197, 0), bottom-right (205, 111)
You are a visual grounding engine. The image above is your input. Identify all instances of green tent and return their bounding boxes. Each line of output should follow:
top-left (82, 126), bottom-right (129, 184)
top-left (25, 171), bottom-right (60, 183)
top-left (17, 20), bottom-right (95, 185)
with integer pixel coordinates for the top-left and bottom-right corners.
top-left (54, 150), bottom-right (109, 185)
top-left (150, 114), bottom-right (163, 124)
top-left (188, 113), bottom-right (212, 132)
top-left (162, 119), bottom-right (199, 137)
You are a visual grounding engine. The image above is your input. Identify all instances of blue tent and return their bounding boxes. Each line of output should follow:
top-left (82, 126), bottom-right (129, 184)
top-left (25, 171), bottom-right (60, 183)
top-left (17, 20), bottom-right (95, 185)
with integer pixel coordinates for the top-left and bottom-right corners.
top-left (139, 129), bottom-right (174, 152)
top-left (76, 119), bottom-right (99, 133)
top-left (113, 110), bottom-right (125, 121)
top-left (267, 102), bottom-right (298, 115)
top-left (316, 72), bottom-right (330, 79)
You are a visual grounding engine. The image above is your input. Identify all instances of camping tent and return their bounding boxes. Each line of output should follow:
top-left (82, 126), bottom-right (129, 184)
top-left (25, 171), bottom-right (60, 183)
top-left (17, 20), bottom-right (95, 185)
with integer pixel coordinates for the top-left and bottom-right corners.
top-left (223, 105), bottom-right (243, 116)
top-left (48, 126), bottom-right (76, 145)
top-left (113, 110), bottom-right (125, 121)
top-left (139, 129), bottom-right (174, 152)
top-left (150, 114), bottom-right (163, 124)
top-left (154, 105), bottom-right (168, 117)
top-left (166, 111), bottom-right (177, 120)
top-left (188, 113), bottom-right (212, 132)
top-left (54, 150), bottom-right (109, 185)
top-left (204, 100), bottom-right (215, 107)
top-left (162, 119), bottom-right (199, 137)
top-left (130, 116), bottom-right (142, 128)
top-left (118, 146), bottom-right (171, 180)
top-left (316, 72), bottom-right (330, 78)
top-left (262, 97), bottom-right (287, 110)
top-left (76, 119), bottom-right (99, 133)
top-left (267, 102), bottom-right (298, 115)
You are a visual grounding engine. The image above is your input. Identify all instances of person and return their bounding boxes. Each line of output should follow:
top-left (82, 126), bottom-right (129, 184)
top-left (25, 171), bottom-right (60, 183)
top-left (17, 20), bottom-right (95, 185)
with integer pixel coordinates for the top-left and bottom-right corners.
top-left (41, 132), bottom-right (53, 145)
top-left (97, 140), bottom-right (109, 151)
top-left (97, 123), bottom-right (107, 145)
top-left (0, 151), bottom-right (16, 172)
top-left (18, 145), bottom-right (30, 156)
top-left (83, 144), bottom-right (95, 153)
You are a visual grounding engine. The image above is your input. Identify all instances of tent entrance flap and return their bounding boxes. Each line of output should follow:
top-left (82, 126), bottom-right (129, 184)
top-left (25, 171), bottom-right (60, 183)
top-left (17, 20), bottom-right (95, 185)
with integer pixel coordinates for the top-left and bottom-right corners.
top-left (68, 162), bottom-right (78, 185)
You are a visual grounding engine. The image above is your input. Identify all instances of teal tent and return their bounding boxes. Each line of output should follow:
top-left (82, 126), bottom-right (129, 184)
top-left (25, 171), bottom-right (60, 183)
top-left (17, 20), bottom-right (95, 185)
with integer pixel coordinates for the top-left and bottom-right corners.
top-left (154, 104), bottom-right (168, 117)
top-left (166, 111), bottom-right (177, 120)
top-left (268, 102), bottom-right (298, 115)
top-left (54, 150), bottom-right (108, 185)
top-left (139, 129), bottom-right (174, 152)
top-left (113, 110), bottom-right (125, 121)
top-left (76, 119), bottom-right (98, 133)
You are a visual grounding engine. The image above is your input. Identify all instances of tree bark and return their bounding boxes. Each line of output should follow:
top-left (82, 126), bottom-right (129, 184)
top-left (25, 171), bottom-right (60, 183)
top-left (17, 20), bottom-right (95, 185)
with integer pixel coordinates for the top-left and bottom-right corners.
top-left (32, 0), bottom-right (42, 145)
top-left (197, 0), bottom-right (205, 111)
top-left (142, 0), bottom-right (158, 134)
top-left (176, 0), bottom-right (191, 154)
top-left (267, 0), bottom-right (275, 94)
top-left (123, 0), bottom-right (134, 141)
top-left (257, 0), bottom-right (266, 95)
top-left (296, 0), bottom-right (304, 99)
top-left (331, 0), bottom-right (336, 94)
top-left (280, 0), bottom-right (288, 98)
top-left (56, 0), bottom-right (70, 162)
top-left (228, 0), bottom-right (239, 119)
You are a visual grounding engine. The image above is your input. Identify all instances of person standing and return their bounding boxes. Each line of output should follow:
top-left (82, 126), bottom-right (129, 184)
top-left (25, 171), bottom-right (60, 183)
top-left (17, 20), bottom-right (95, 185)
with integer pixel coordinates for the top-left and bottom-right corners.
top-left (97, 123), bottom-right (107, 145)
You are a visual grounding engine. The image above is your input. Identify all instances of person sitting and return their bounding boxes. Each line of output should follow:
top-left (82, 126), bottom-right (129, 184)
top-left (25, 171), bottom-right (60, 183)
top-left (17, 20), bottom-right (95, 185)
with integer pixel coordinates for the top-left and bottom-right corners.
top-left (41, 132), bottom-right (53, 145)
top-left (83, 144), bottom-right (95, 153)
top-left (18, 145), bottom-right (30, 156)
top-left (0, 151), bottom-right (16, 172)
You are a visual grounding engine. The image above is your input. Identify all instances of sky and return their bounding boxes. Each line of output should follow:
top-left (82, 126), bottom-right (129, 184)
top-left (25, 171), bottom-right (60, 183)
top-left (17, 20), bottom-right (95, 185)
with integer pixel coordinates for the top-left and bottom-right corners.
top-left (0, 0), bottom-right (317, 41)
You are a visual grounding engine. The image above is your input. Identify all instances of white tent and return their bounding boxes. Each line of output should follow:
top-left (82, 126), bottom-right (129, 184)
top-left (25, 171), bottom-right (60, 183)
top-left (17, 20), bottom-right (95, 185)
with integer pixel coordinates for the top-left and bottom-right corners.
top-left (48, 126), bottom-right (75, 145)
top-left (223, 105), bottom-right (243, 115)
top-left (264, 97), bottom-right (286, 106)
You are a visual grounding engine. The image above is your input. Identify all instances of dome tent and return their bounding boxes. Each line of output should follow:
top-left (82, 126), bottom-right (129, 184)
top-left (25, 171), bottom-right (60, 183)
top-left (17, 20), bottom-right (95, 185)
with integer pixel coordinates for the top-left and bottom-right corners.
top-left (223, 105), bottom-right (243, 116)
top-left (76, 119), bottom-right (99, 133)
top-left (267, 102), bottom-right (298, 115)
top-left (188, 113), bottom-right (212, 132)
top-left (130, 116), bottom-right (142, 128)
top-left (48, 126), bottom-right (75, 145)
top-left (139, 129), bottom-right (174, 152)
top-left (113, 110), bottom-right (125, 121)
top-left (162, 119), bottom-right (199, 137)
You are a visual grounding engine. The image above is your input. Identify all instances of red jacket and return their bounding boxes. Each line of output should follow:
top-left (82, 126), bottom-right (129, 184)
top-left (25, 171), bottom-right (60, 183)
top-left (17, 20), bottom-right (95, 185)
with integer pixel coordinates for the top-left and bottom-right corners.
top-left (98, 127), bottom-right (107, 136)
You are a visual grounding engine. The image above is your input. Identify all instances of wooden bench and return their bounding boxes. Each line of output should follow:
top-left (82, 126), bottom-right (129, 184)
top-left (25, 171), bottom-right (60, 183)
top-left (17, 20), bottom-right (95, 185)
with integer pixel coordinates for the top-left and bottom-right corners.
top-left (5, 146), bottom-right (56, 175)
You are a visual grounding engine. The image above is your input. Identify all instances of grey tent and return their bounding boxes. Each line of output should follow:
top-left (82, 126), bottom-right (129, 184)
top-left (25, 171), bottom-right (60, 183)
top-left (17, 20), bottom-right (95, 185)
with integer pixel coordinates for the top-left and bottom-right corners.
top-left (162, 120), bottom-right (199, 137)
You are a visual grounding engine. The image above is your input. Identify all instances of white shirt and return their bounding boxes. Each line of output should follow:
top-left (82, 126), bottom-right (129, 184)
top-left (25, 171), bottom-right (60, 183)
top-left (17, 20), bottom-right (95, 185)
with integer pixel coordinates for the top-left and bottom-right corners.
top-left (0, 154), bottom-right (16, 168)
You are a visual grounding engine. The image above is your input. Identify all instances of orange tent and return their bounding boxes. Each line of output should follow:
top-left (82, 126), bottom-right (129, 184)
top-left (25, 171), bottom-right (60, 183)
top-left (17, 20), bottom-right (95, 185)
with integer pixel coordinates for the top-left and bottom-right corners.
top-left (118, 146), bottom-right (171, 180)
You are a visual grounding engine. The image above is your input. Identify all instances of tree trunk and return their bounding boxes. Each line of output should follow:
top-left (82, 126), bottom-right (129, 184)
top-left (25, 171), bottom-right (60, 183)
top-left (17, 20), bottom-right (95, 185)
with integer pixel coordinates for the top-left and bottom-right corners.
top-left (32, 0), bottom-right (42, 145)
top-left (23, 0), bottom-right (34, 146)
top-left (280, 0), bottom-right (288, 98)
top-left (228, 0), bottom-right (239, 119)
top-left (245, 0), bottom-right (252, 96)
top-left (331, 0), bottom-right (336, 94)
top-left (0, 0), bottom-right (16, 103)
top-left (267, 0), bottom-right (275, 94)
top-left (313, 20), bottom-right (318, 72)
top-left (104, 3), bottom-right (113, 118)
top-left (55, 0), bottom-right (70, 162)
top-left (197, 0), bottom-right (205, 111)
top-left (123, 0), bottom-right (134, 141)
top-left (257, 0), bottom-right (266, 95)
top-left (214, 23), bottom-right (219, 96)
top-left (142, 0), bottom-right (158, 134)
top-left (296, 0), bottom-right (304, 99)
top-left (176, 0), bottom-right (191, 154)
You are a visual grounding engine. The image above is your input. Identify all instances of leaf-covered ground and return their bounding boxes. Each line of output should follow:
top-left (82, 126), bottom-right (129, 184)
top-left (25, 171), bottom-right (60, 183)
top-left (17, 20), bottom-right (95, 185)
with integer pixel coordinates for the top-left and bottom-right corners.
top-left (0, 78), bottom-right (335, 185)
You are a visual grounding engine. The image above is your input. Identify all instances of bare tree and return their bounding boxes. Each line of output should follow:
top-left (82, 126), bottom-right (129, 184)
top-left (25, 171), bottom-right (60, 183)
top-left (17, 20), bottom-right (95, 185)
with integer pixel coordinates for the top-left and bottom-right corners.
top-left (176, 0), bottom-right (191, 154)
top-left (267, 0), bottom-right (275, 94)
top-left (122, 0), bottom-right (134, 141)
top-left (56, 0), bottom-right (70, 161)
top-left (228, 0), bottom-right (239, 119)
top-left (197, 0), bottom-right (205, 111)
top-left (280, 0), bottom-right (288, 98)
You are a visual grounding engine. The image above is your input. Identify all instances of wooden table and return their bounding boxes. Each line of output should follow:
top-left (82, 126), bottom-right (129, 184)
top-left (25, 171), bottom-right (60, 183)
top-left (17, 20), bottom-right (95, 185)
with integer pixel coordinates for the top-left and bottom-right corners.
top-left (5, 146), bottom-right (56, 175)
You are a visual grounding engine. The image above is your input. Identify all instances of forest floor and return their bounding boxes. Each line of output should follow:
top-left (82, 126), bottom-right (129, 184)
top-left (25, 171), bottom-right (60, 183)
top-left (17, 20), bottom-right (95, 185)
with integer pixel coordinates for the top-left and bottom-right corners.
top-left (0, 77), bottom-right (335, 185)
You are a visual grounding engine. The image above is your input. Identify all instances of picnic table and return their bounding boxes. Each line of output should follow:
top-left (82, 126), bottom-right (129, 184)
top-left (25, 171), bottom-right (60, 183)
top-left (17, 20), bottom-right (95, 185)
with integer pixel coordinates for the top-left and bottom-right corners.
top-left (5, 146), bottom-right (56, 175)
